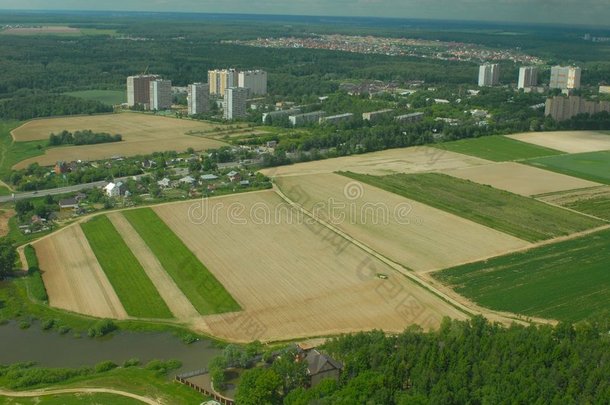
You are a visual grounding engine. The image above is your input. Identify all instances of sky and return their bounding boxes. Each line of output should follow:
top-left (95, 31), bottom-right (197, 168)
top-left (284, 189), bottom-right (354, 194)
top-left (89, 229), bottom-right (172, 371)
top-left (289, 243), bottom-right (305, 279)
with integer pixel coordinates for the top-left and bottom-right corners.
top-left (0, 0), bottom-right (608, 26)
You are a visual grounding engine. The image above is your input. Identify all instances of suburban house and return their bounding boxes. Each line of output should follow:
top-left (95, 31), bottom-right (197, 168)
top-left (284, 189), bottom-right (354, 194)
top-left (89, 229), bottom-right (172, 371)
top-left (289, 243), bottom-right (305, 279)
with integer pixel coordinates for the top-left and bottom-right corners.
top-left (157, 178), bottom-right (171, 188)
top-left (300, 348), bottom-right (343, 387)
top-left (54, 161), bottom-right (69, 174)
top-left (58, 197), bottom-right (79, 211)
top-left (179, 175), bottom-right (196, 185)
top-left (227, 171), bottom-right (241, 182)
top-left (201, 174), bottom-right (219, 181)
top-left (104, 181), bottom-right (125, 197)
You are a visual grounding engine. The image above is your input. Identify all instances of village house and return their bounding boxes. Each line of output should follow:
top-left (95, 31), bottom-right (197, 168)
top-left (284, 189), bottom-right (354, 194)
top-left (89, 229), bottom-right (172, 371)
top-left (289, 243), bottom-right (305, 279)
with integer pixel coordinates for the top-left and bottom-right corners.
top-left (104, 181), bottom-right (125, 197)
top-left (157, 177), bottom-right (171, 188)
top-left (227, 170), bottom-right (241, 182)
top-left (58, 197), bottom-right (79, 211)
top-left (296, 346), bottom-right (343, 387)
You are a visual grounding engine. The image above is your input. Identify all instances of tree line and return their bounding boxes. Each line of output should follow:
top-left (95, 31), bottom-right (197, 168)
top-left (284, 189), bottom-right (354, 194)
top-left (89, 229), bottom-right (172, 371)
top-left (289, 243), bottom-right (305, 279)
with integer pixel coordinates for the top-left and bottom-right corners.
top-left (49, 129), bottom-right (122, 146)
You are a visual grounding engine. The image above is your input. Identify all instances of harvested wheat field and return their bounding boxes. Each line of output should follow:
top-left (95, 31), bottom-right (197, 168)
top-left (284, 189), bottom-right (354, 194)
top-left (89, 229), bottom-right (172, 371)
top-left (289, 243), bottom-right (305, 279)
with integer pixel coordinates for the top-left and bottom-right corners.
top-left (275, 173), bottom-right (529, 273)
top-left (11, 113), bottom-right (228, 169)
top-left (506, 131), bottom-right (610, 153)
top-left (443, 162), bottom-right (601, 196)
top-left (154, 191), bottom-right (466, 342)
top-left (261, 146), bottom-right (490, 177)
top-left (33, 225), bottom-right (128, 319)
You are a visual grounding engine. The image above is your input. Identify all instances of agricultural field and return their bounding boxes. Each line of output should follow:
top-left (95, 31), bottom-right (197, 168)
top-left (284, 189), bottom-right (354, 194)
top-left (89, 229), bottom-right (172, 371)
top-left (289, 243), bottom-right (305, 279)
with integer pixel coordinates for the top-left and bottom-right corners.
top-left (122, 208), bottom-right (240, 316)
top-left (10, 113), bottom-right (229, 169)
top-left (63, 90), bottom-right (126, 106)
top-left (507, 131), bottom-right (610, 153)
top-left (538, 186), bottom-right (610, 221)
top-left (154, 191), bottom-right (467, 342)
top-left (443, 161), bottom-right (600, 196)
top-left (80, 215), bottom-right (173, 319)
top-left (342, 172), bottom-right (603, 242)
top-left (434, 135), bottom-right (562, 161)
top-left (32, 225), bottom-right (128, 319)
top-left (275, 173), bottom-right (529, 272)
top-left (434, 228), bottom-right (610, 322)
top-left (525, 151), bottom-right (610, 185)
top-left (0, 26), bottom-right (81, 35)
top-left (260, 146), bottom-right (489, 177)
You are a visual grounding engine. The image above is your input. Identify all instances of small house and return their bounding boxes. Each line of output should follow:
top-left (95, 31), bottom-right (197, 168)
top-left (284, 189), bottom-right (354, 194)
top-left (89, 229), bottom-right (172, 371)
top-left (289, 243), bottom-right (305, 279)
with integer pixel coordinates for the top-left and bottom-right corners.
top-left (58, 197), bottom-right (79, 211)
top-left (54, 161), bottom-right (69, 175)
top-left (104, 181), bottom-right (124, 197)
top-left (157, 178), bottom-right (171, 188)
top-left (179, 175), bottom-right (196, 185)
top-left (201, 174), bottom-right (219, 181)
top-left (227, 171), bottom-right (241, 182)
top-left (303, 349), bottom-right (343, 387)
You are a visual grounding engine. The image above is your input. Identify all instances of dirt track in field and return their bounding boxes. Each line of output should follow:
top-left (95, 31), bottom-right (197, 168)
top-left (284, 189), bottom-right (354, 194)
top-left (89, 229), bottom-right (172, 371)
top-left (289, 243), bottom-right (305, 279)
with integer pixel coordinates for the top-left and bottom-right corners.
top-left (507, 131), bottom-right (610, 153)
top-left (275, 173), bottom-right (530, 273)
top-left (153, 191), bottom-right (467, 342)
top-left (11, 113), bottom-right (228, 169)
top-left (107, 212), bottom-right (199, 319)
top-left (260, 146), bottom-right (490, 177)
top-left (33, 224), bottom-right (128, 319)
top-left (443, 161), bottom-right (601, 196)
top-left (0, 388), bottom-right (158, 404)
top-left (0, 209), bottom-right (14, 237)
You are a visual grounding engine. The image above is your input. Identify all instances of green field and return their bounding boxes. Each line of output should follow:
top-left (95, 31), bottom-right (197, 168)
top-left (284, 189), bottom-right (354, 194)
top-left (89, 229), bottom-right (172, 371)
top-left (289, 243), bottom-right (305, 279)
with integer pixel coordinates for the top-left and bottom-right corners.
top-left (63, 90), bottom-right (126, 106)
top-left (565, 196), bottom-right (610, 221)
top-left (0, 121), bottom-right (45, 177)
top-left (434, 135), bottom-right (563, 161)
top-left (526, 151), bottom-right (610, 185)
top-left (342, 172), bottom-right (603, 242)
top-left (80, 216), bottom-right (173, 319)
top-left (123, 208), bottom-right (241, 315)
top-left (434, 228), bottom-right (610, 322)
top-left (0, 393), bottom-right (142, 404)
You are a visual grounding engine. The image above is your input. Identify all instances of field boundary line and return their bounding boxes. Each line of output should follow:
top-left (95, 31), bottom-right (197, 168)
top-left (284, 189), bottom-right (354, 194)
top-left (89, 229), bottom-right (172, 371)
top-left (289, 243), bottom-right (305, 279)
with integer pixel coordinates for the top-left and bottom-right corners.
top-left (0, 387), bottom-right (160, 404)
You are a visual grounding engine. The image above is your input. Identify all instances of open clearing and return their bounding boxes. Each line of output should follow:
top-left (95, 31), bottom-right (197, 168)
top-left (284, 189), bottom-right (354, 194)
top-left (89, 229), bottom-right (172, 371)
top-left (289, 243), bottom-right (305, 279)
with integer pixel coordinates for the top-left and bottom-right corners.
top-left (434, 135), bottom-right (562, 161)
top-left (154, 191), bottom-right (467, 342)
top-left (538, 186), bottom-right (610, 221)
top-left (260, 146), bottom-right (490, 177)
top-left (0, 26), bottom-right (80, 35)
top-left (342, 172), bottom-right (603, 242)
top-left (443, 162), bottom-right (600, 196)
top-left (123, 208), bottom-right (240, 316)
top-left (81, 215), bottom-right (173, 319)
top-left (32, 225), bottom-right (128, 319)
top-left (11, 113), bottom-right (228, 168)
top-left (434, 228), bottom-right (610, 322)
top-left (526, 151), bottom-right (610, 185)
top-left (507, 131), bottom-right (610, 153)
top-left (275, 173), bottom-right (529, 272)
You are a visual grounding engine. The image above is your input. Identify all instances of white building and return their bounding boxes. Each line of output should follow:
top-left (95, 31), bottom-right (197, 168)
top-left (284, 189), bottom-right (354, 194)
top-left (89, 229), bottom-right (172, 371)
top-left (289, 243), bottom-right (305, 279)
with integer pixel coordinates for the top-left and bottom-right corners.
top-left (550, 66), bottom-right (581, 90)
top-left (320, 113), bottom-right (354, 125)
top-left (238, 70), bottom-right (268, 96)
top-left (518, 67), bottom-right (538, 89)
top-left (104, 181), bottom-right (123, 197)
top-left (289, 111), bottom-right (326, 127)
top-left (395, 112), bottom-right (424, 123)
top-left (187, 83), bottom-right (209, 115)
top-left (600, 86), bottom-right (610, 94)
top-left (362, 109), bottom-right (394, 121)
top-left (223, 87), bottom-right (248, 120)
top-left (149, 79), bottom-right (172, 110)
top-left (478, 64), bottom-right (500, 87)
top-left (262, 108), bottom-right (302, 124)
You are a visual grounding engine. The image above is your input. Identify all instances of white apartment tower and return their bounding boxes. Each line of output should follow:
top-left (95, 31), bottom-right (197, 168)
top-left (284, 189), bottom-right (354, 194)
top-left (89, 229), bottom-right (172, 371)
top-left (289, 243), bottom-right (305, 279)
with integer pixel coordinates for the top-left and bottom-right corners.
top-left (238, 70), bottom-right (268, 95)
top-left (550, 66), bottom-right (581, 90)
top-left (518, 67), bottom-right (538, 89)
top-left (149, 79), bottom-right (172, 110)
top-left (208, 69), bottom-right (238, 96)
top-left (187, 83), bottom-right (209, 115)
top-left (127, 74), bottom-right (160, 107)
top-left (223, 87), bottom-right (248, 120)
top-left (478, 64), bottom-right (500, 87)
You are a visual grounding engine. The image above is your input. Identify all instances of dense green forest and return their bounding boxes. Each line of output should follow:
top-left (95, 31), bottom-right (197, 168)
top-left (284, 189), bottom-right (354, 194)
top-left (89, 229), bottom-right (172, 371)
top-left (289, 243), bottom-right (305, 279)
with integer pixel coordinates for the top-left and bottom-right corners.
top-left (237, 316), bottom-right (610, 404)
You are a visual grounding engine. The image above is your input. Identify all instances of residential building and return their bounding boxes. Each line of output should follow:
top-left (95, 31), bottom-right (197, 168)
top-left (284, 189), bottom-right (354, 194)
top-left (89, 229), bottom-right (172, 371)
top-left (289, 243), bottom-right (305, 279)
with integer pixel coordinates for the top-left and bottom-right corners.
top-left (127, 74), bottom-right (160, 107)
top-left (362, 109), bottom-right (394, 122)
top-left (600, 86), bottom-right (610, 94)
top-left (223, 87), bottom-right (248, 120)
top-left (478, 64), bottom-right (500, 87)
top-left (262, 108), bottom-right (302, 124)
top-left (320, 113), bottom-right (354, 125)
top-left (289, 111), bottom-right (326, 127)
top-left (104, 181), bottom-right (124, 197)
top-left (238, 70), bottom-right (268, 95)
top-left (187, 83), bottom-right (209, 115)
top-left (395, 112), bottom-right (425, 123)
top-left (550, 66), bottom-right (581, 90)
top-left (545, 95), bottom-right (610, 121)
top-left (518, 67), bottom-right (538, 89)
top-left (208, 69), bottom-right (238, 96)
top-left (149, 79), bottom-right (172, 110)
top-left (304, 349), bottom-right (343, 387)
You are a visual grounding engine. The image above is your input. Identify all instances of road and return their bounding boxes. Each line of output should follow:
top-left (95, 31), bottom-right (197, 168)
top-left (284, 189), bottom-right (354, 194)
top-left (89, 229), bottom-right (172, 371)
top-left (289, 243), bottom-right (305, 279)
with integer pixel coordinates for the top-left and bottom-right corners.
top-left (0, 175), bottom-right (144, 203)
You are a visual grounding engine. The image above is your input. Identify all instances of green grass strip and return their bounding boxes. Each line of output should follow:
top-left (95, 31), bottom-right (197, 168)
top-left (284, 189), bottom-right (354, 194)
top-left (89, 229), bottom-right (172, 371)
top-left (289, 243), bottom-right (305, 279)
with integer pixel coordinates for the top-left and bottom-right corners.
top-left (81, 215), bottom-right (173, 319)
top-left (341, 172), bottom-right (603, 242)
top-left (123, 208), bottom-right (241, 315)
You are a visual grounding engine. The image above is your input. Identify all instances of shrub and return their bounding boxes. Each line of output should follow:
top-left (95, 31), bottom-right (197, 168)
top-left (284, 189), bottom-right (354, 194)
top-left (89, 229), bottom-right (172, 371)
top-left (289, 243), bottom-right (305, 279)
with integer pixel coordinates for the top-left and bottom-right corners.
top-left (87, 319), bottom-right (117, 337)
top-left (41, 319), bottom-right (55, 330)
top-left (123, 358), bottom-right (140, 368)
top-left (95, 361), bottom-right (118, 373)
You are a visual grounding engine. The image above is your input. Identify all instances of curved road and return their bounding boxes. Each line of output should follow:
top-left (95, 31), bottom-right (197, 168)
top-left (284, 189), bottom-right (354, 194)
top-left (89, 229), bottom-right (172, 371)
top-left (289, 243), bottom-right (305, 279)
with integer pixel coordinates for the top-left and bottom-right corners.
top-left (0, 387), bottom-right (160, 404)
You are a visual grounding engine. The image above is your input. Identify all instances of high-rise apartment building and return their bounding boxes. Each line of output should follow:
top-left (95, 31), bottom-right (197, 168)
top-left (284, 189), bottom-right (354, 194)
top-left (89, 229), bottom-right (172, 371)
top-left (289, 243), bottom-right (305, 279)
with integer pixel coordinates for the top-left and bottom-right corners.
top-left (208, 69), bottom-right (239, 96)
top-left (187, 83), bottom-right (209, 115)
top-left (238, 70), bottom-right (268, 96)
top-left (149, 79), bottom-right (172, 110)
top-left (126, 74), bottom-right (160, 107)
top-left (478, 64), bottom-right (500, 87)
top-left (545, 95), bottom-right (610, 121)
top-left (518, 67), bottom-right (538, 89)
top-left (223, 87), bottom-right (248, 120)
top-left (550, 66), bottom-right (581, 90)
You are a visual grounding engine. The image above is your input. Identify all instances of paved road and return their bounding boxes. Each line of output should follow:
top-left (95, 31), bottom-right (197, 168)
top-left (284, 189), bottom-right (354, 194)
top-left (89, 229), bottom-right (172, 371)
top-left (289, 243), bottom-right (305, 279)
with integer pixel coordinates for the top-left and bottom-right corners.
top-left (0, 175), bottom-right (144, 203)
